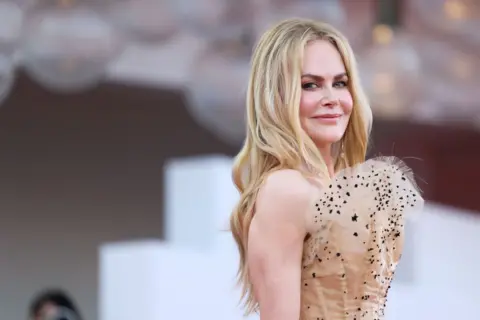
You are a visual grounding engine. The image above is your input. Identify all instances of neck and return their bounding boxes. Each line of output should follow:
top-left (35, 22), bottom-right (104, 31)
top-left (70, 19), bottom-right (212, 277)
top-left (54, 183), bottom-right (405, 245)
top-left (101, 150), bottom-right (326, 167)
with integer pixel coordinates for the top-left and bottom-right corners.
top-left (318, 145), bottom-right (335, 178)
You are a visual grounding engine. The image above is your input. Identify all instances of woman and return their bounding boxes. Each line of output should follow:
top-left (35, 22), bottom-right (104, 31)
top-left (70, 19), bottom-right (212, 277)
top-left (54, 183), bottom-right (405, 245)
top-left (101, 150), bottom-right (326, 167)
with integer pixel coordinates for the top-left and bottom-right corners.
top-left (229, 18), bottom-right (424, 320)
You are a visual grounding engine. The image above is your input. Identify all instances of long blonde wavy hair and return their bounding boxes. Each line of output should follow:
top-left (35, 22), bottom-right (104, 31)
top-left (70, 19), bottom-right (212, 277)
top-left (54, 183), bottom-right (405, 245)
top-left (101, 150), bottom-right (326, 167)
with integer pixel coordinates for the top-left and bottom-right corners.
top-left (229, 18), bottom-right (373, 314)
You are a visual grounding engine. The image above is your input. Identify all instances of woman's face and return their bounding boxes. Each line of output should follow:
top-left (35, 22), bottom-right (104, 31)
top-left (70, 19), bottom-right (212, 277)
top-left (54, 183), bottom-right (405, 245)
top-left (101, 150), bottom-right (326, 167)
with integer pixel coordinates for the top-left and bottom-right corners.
top-left (299, 39), bottom-right (353, 149)
top-left (34, 302), bottom-right (57, 320)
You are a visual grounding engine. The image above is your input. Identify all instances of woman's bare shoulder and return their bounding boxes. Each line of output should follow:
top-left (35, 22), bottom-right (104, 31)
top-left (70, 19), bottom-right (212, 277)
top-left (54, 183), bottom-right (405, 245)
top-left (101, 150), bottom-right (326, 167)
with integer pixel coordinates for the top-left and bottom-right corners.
top-left (255, 169), bottom-right (318, 227)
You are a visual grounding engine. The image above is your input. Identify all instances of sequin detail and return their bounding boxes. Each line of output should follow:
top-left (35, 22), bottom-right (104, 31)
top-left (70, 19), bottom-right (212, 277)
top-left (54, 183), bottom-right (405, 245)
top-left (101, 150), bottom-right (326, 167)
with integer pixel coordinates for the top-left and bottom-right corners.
top-left (301, 157), bottom-right (424, 320)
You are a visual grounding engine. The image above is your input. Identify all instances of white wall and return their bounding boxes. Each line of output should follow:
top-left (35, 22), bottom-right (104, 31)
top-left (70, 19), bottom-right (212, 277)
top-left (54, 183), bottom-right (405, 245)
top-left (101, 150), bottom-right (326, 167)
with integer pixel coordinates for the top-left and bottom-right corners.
top-left (387, 203), bottom-right (480, 319)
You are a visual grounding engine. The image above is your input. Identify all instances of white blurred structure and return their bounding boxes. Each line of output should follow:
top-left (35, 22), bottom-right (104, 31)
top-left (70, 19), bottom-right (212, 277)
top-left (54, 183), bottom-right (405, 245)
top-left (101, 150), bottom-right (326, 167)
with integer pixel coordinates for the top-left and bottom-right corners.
top-left (387, 203), bottom-right (479, 319)
top-left (99, 241), bottom-right (215, 320)
top-left (100, 155), bottom-right (258, 320)
top-left (163, 155), bottom-right (238, 250)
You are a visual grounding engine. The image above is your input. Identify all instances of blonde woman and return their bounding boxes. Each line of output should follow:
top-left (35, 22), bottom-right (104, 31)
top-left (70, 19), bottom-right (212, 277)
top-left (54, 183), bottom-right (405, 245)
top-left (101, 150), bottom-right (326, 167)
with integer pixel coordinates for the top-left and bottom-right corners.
top-left (229, 18), bottom-right (424, 320)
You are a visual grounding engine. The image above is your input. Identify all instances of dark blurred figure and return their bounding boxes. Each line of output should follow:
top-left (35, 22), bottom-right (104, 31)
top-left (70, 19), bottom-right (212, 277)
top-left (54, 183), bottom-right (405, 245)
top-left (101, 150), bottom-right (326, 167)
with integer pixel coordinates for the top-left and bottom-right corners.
top-left (29, 288), bottom-right (83, 320)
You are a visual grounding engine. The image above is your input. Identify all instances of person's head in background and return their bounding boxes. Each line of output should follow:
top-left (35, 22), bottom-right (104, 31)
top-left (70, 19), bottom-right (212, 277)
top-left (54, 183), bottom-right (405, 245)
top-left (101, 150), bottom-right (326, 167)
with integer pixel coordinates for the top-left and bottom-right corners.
top-left (230, 18), bottom-right (372, 314)
top-left (29, 288), bottom-right (83, 320)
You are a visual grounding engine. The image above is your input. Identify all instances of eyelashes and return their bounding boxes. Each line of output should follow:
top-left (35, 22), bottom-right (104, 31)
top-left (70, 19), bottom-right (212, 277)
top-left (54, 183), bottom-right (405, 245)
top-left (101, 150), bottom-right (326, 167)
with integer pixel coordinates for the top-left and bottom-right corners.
top-left (333, 80), bottom-right (348, 88)
top-left (301, 82), bottom-right (317, 89)
top-left (301, 80), bottom-right (349, 90)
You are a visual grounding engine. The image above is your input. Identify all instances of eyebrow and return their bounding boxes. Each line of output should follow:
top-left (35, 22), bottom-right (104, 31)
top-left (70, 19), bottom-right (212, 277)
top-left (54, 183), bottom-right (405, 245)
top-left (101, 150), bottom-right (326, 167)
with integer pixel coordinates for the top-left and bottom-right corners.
top-left (301, 73), bottom-right (348, 81)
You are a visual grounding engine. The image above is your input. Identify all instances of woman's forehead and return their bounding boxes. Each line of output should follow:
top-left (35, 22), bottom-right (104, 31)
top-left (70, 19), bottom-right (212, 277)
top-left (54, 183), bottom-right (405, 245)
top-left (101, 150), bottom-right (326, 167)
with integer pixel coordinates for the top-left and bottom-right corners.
top-left (302, 40), bottom-right (346, 76)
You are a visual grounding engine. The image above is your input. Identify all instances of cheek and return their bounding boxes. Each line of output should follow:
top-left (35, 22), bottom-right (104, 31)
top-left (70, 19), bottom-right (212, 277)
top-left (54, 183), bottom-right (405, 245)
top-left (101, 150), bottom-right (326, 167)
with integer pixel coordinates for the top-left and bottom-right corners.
top-left (299, 93), bottom-right (318, 117)
top-left (339, 91), bottom-right (353, 115)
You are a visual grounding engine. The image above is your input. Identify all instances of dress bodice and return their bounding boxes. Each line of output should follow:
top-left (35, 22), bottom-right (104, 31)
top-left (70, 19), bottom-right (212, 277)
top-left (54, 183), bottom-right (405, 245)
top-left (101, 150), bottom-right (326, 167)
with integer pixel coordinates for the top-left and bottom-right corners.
top-left (300, 157), bottom-right (424, 320)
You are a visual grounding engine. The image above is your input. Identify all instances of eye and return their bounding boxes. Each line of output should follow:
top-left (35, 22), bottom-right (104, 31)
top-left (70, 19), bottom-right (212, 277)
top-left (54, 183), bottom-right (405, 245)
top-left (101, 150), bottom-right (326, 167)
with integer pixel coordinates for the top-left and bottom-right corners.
top-left (333, 80), bottom-right (348, 88)
top-left (302, 82), bottom-right (319, 90)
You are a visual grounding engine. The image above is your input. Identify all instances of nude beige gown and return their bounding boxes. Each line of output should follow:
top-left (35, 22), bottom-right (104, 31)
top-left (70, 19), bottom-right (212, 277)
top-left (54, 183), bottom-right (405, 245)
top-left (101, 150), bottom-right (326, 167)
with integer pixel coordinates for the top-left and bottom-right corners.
top-left (300, 157), bottom-right (424, 320)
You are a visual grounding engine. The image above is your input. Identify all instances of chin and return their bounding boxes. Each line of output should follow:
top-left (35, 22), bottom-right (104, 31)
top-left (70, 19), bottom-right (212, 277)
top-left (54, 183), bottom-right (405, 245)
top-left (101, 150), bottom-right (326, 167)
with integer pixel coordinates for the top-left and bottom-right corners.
top-left (309, 131), bottom-right (344, 147)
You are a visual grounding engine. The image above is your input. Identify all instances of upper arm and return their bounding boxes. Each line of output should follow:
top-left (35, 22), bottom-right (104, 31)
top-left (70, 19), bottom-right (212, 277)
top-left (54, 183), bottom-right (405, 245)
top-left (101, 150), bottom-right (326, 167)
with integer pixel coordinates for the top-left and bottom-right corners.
top-left (247, 170), bottom-right (315, 320)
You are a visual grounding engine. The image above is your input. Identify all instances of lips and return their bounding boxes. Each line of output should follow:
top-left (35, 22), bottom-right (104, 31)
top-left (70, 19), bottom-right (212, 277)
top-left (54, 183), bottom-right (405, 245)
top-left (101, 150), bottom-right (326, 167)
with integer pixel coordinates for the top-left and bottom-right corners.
top-left (314, 114), bottom-right (342, 119)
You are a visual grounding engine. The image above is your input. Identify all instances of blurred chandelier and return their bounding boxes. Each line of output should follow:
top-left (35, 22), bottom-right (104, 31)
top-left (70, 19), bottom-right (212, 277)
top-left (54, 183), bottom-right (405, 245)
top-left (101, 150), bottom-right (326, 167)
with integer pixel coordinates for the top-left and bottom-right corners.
top-left (21, 0), bottom-right (123, 93)
top-left (414, 38), bottom-right (480, 120)
top-left (171, 0), bottom-right (251, 39)
top-left (0, 0), bottom-right (23, 104)
top-left (106, 0), bottom-right (177, 44)
top-left (185, 37), bottom-right (251, 146)
top-left (359, 0), bottom-right (422, 119)
top-left (411, 0), bottom-right (480, 45)
top-left (181, 0), bottom-right (257, 145)
top-left (252, 0), bottom-right (348, 40)
top-left (0, 0), bottom-right (261, 104)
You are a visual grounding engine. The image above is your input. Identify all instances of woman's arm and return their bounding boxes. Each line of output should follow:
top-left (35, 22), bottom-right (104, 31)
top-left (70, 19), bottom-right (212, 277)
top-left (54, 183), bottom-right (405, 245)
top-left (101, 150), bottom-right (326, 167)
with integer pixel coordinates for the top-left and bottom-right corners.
top-left (248, 169), bottom-right (314, 320)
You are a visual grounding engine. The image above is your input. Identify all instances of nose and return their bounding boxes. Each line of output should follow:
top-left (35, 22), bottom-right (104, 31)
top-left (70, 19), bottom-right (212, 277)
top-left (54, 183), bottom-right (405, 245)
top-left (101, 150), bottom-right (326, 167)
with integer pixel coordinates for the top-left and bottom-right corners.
top-left (320, 94), bottom-right (339, 108)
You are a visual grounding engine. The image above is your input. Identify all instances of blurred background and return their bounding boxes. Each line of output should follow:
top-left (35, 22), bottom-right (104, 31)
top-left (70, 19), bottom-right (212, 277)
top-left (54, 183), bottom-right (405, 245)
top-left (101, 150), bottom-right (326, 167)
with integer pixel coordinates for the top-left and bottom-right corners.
top-left (0, 0), bottom-right (479, 319)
